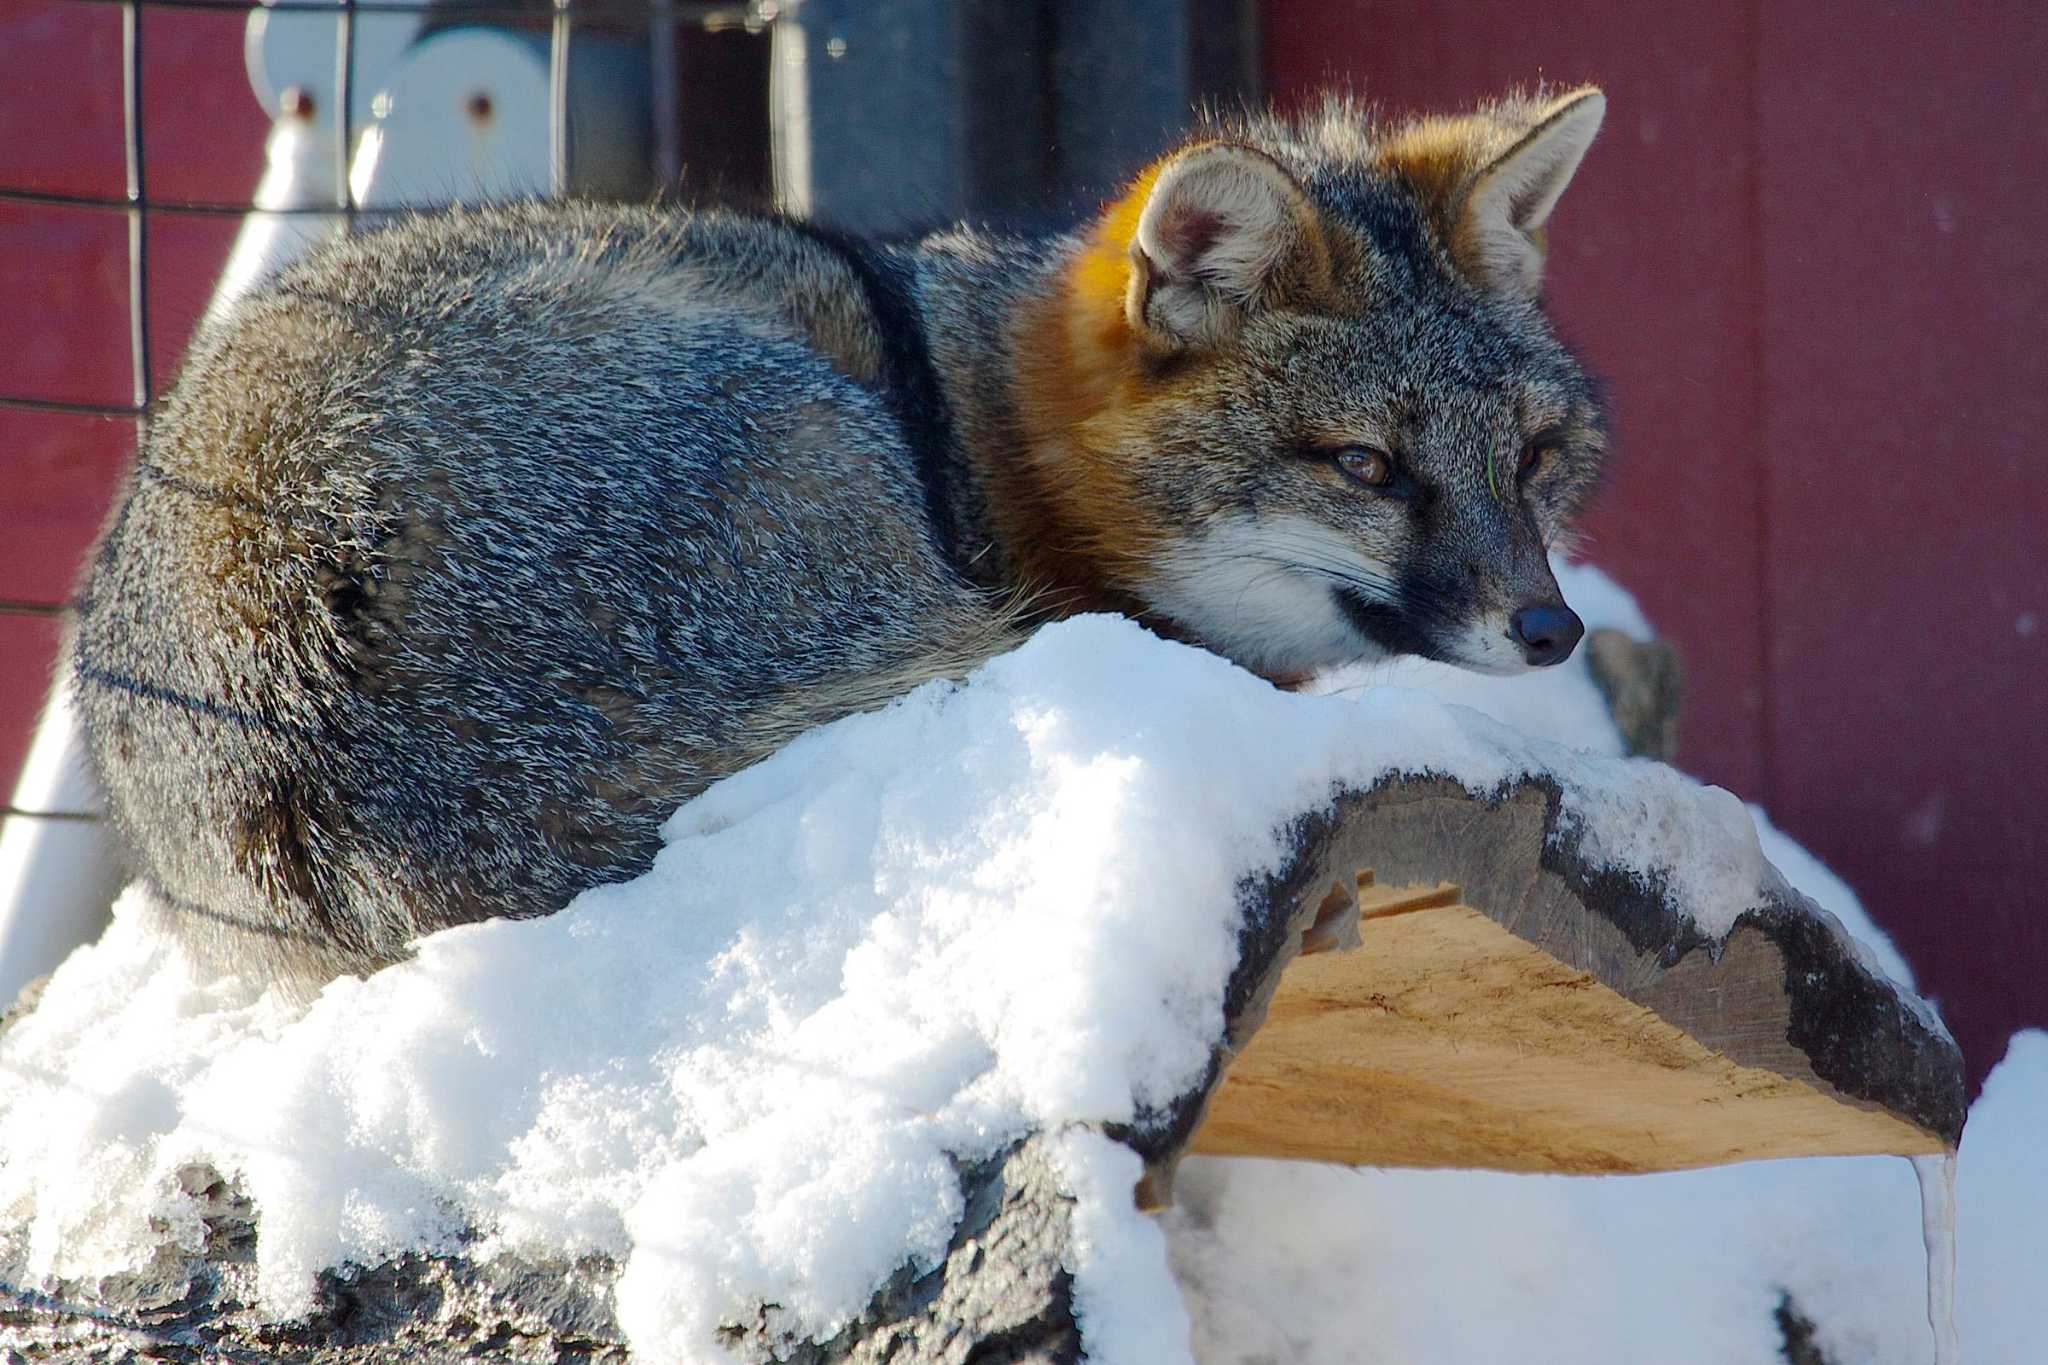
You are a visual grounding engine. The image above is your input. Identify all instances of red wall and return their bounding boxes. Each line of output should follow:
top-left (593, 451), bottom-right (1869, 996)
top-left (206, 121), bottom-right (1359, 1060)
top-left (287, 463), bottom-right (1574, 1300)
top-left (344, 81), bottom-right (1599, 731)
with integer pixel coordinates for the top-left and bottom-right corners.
top-left (1264, 0), bottom-right (2046, 1092)
top-left (0, 1), bottom-right (265, 799)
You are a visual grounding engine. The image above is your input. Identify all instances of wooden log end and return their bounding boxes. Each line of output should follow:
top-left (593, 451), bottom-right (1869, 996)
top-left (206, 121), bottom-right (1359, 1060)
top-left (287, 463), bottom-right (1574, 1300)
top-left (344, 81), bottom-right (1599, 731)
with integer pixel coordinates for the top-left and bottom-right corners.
top-left (1184, 773), bottom-right (1964, 1177)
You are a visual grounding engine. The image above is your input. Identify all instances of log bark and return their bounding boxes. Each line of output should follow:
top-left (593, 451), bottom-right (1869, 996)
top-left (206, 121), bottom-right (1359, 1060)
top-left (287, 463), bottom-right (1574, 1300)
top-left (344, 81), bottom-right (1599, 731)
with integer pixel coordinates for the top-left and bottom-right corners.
top-left (1584, 627), bottom-right (1683, 761)
top-left (0, 768), bottom-right (1963, 1362)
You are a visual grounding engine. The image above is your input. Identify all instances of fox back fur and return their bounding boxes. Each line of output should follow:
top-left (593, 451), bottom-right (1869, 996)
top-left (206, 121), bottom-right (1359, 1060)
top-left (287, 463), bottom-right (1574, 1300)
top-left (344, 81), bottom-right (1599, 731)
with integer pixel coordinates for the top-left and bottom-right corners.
top-left (72, 88), bottom-right (1612, 989)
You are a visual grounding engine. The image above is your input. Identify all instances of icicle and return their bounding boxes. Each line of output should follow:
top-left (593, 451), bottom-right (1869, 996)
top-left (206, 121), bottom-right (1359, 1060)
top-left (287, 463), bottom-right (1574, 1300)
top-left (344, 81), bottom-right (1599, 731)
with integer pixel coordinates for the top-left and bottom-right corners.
top-left (1911, 1150), bottom-right (1961, 1365)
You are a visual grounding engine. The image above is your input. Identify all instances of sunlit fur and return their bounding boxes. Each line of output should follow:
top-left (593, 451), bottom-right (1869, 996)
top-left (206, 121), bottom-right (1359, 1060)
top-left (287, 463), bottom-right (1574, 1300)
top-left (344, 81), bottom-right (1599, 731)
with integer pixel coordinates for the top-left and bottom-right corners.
top-left (73, 88), bottom-right (1610, 988)
top-left (975, 87), bottom-right (1609, 678)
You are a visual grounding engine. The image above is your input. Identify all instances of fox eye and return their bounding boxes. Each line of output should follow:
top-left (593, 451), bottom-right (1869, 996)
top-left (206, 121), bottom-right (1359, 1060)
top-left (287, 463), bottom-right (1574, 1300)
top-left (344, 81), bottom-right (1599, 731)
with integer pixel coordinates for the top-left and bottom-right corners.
top-left (1335, 447), bottom-right (1395, 490)
top-left (1518, 438), bottom-right (1561, 479)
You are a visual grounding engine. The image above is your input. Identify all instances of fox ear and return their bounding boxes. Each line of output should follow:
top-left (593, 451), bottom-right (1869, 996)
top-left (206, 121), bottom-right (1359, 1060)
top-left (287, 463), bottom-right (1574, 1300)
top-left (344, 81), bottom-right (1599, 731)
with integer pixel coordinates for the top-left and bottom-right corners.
top-left (1453, 87), bottom-right (1605, 298)
top-left (1126, 143), bottom-right (1322, 348)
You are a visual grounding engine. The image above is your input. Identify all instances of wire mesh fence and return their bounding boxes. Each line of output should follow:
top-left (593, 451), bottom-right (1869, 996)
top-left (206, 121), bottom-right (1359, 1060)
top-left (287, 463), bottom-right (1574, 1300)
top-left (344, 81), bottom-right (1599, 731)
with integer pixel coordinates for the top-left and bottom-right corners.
top-left (0, 0), bottom-right (1251, 992)
top-left (0, 0), bottom-right (782, 809)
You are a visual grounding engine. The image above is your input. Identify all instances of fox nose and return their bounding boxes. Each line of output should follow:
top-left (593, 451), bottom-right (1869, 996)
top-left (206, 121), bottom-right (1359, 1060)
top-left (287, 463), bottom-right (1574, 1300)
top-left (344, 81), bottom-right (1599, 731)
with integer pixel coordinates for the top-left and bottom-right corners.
top-left (1508, 603), bottom-right (1585, 667)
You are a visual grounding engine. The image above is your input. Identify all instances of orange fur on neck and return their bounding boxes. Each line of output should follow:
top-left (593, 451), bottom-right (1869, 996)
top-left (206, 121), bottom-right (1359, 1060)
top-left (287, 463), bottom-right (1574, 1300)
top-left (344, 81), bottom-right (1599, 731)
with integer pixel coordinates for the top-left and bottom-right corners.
top-left (990, 169), bottom-right (1172, 613)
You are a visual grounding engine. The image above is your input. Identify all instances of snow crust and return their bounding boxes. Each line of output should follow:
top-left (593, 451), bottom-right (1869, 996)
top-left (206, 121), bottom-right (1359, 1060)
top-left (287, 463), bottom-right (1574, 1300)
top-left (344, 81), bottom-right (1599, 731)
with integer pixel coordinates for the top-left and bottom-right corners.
top-left (0, 562), bottom-right (2021, 1363)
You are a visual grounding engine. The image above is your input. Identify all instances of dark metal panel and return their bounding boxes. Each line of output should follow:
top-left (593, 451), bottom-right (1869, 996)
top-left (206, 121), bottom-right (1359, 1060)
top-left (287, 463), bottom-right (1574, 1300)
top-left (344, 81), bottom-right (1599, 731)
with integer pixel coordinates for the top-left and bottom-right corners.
top-left (960, 0), bottom-right (1053, 219)
top-left (792, 0), bottom-right (1256, 232)
top-left (784, 0), bottom-right (983, 232)
top-left (1047, 0), bottom-right (1259, 204)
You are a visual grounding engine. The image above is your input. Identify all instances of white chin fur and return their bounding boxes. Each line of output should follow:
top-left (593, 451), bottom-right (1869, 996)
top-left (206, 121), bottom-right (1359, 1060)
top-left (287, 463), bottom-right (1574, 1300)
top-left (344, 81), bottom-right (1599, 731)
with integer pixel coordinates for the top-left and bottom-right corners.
top-left (1432, 615), bottom-right (1537, 676)
top-left (1140, 515), bottom-right (1550, 680)
top-left (1139, 514), bottom-right (1391, 679)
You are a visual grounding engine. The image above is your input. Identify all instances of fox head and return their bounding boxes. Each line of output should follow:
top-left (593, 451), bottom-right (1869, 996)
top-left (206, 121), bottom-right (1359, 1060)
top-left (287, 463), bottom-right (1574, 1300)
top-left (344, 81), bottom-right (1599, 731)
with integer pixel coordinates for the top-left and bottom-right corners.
top-left (1006, 87), bottom-right (1610, 682)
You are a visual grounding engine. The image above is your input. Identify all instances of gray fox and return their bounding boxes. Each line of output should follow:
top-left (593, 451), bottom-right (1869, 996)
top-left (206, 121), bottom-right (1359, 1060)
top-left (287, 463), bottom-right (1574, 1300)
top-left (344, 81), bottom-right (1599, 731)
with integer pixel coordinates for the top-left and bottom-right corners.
top-left (70, 87), bottom-right (1610, 989)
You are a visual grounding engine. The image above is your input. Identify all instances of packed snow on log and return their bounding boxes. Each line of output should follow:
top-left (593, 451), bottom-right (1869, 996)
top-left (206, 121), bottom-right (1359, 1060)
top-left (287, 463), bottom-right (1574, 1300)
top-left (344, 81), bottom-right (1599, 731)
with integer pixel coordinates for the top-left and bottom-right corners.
top-left (1, 564), bottom-right (2033, 1364)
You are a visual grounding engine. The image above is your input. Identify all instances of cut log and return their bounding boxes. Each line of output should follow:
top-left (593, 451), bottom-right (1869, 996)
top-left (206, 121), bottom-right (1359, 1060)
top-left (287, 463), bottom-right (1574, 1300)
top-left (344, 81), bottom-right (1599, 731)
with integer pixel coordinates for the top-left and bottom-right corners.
top-left (1139, 773), bottom-right (1962, 1204)
top-left (0, 771), bottom-right (1964, 1362)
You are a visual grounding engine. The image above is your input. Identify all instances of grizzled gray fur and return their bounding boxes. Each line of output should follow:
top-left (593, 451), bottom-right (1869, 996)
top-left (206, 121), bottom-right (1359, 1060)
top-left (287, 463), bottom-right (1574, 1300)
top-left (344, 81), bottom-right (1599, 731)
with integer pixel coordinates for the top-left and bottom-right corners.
top-left (72, 91), bottom-right (1613, 988)
top-left (74, 204), bottom-right (1022, 986)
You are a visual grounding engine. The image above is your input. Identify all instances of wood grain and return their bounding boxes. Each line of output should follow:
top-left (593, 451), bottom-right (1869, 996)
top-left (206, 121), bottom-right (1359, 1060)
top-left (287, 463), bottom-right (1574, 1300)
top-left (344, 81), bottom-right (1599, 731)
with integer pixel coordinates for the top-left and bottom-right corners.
top-left (1185, 774), bottom-right (1964, 1176)
top-left (1195, 893), bottom-right (1945, 1172)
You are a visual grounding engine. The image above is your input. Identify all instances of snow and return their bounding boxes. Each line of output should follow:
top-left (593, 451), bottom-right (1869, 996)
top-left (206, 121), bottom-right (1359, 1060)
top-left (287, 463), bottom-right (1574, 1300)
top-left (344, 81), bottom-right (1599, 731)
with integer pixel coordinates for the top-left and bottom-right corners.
top-left (1312, 563), bottom-right (1777, 939)
top-left (1167, 1029), bottom-right (2047, 1365)
top-left (1956, 1031), bottom-right (2048, 1364)
top-left (0, 561), bottom-right (2033, 1363)
top-left (1054, 1129), bottom-right (1195, 1364)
